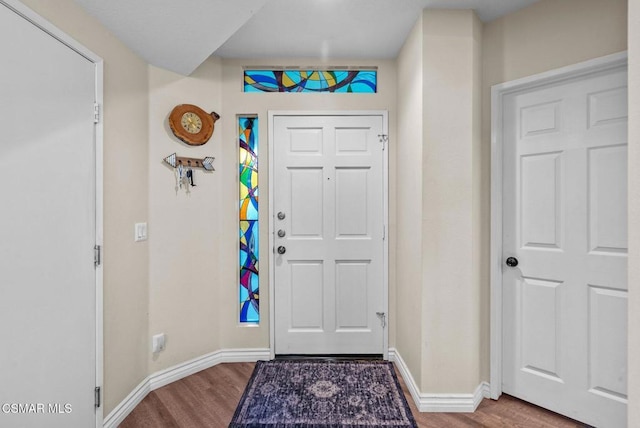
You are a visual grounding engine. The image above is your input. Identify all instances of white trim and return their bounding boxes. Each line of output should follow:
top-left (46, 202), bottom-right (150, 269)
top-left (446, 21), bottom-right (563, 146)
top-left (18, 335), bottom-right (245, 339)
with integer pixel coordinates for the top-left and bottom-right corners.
top-left (0, 1), bottom-right (105, 426)
top-left (102, 378), bottom-right (150, 428)
top-left (268, 113), bottom-right (276, 360)
top-left (149, 348), bottom-right (270, 390)
top-left (381, 112), bottom-right (389, 360)
top-left (489, 51), bottom-right (628, 401)
top-left (268, 110), bottom-right (390, 359)
top-left (94, 57), bottom-right (105, 428)
top-left (388, 348), bottom-right (422, 408)
top-left (0, 0), bottom-right (101, 62)
top-left (389, 348), bottom-right (489, 413)
top-left (103, 348), bottom-right (270, 428)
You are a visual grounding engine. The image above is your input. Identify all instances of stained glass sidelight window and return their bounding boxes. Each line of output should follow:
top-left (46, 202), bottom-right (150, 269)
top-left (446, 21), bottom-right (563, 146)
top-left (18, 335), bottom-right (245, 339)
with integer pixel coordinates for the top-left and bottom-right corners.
top-left (244, 69), bottom-right (377, 93)
top-left (239, 116), bottom-right (259, 323)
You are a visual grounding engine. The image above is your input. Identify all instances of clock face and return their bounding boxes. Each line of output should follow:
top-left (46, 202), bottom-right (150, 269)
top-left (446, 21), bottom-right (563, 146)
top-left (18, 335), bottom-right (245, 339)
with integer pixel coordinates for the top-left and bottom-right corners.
top-left (181, 112), bottom-right (202, 134)
top-left (169, 104), bottom-right (218, 146)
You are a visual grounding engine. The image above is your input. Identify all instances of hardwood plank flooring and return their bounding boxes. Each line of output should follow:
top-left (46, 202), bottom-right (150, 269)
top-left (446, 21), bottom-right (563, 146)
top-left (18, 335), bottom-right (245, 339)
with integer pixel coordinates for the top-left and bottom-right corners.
top-left (119, 362), bottom-right (589, 427)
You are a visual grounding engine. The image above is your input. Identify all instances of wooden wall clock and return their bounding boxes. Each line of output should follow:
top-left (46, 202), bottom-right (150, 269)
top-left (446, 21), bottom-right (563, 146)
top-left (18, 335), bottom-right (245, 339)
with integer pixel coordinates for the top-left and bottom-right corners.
top-left (168, 104), bottom-right (220, 146)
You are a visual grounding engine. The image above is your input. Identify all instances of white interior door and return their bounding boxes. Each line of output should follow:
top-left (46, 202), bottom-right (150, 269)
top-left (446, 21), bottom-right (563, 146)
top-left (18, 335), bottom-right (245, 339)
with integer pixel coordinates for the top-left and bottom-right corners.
top-left (502, 67), bottom-right (628, 427)
top-left (273, 114), bottom-right (386, 355)
top-left (0, 3), bottom-right (98, 427)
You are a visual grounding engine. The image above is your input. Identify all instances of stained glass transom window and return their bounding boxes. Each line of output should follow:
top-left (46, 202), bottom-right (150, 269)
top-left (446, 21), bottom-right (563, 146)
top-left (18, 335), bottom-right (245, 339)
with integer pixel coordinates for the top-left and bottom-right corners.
top-left (239, 116), bottom-right (259, 323)
top-left (244, 69), bottom-right (377, 93)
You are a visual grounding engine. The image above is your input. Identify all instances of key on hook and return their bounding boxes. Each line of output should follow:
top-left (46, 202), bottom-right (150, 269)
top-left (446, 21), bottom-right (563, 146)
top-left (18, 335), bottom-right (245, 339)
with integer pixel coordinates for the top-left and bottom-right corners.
top-left (186, 169), bottom-right (196, 187)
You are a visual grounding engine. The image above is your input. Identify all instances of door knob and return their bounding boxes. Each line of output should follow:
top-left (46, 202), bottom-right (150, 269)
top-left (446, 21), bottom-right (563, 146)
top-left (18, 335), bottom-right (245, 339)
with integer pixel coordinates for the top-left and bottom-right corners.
top-left (277, 212), bottom-right (286, 220)
top-left (505, 257), bottom-right (519, 267)
top-left (277, 229), bottom-right (286, 237)
top-left (277, 246), bottom-right (286, 254)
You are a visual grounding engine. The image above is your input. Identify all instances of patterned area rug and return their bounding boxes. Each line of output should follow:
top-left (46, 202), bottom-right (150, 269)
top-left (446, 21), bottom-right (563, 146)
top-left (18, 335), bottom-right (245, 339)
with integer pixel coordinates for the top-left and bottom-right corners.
top-left (229, 360), bottom-right (417, 428)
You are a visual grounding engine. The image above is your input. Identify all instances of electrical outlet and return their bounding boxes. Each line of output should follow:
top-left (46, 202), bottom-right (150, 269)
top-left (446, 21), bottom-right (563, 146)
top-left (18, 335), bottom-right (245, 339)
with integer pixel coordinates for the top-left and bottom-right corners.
top-left (135, 223), bottom-right (148, 242)
top-left (152, 333), bottom-right (165, 353)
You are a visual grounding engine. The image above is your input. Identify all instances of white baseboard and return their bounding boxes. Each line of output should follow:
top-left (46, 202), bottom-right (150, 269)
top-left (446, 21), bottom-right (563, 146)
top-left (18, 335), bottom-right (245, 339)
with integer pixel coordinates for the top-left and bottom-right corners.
top-left (103, 376), bottom-right (150, 428)
top-left (149, 348), bottom-right (270, 390)
top-left (103, 348), bottom-right (270, 428)
top-left (389, 347), bottom-right (490, 413)
top-left (105, 346), bottom-right (488, 427)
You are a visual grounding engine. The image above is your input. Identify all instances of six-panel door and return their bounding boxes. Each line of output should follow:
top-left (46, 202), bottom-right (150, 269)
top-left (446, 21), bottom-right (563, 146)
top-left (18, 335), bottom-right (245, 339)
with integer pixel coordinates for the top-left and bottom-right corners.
top-left (273, 115), bottom-right (385, 355)
top-left (502, 68), bottom-right (628, 427)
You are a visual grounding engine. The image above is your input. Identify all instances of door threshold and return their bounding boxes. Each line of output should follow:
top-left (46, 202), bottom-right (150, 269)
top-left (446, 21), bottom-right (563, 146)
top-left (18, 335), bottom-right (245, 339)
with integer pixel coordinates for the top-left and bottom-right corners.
top-left (275, 354), bottom-right (383, 361)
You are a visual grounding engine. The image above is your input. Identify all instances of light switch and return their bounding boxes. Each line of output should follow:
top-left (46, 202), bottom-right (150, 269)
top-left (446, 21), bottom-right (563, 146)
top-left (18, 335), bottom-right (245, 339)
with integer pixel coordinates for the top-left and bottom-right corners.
top-left (135, 223), bottom-right (148, 242)
top-left (152, 333), bottom-right (165, 353)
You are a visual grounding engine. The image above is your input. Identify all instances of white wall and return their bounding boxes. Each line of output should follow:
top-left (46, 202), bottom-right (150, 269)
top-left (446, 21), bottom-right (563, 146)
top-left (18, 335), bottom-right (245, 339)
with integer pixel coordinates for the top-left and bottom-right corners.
top-left (627, 0), bottom-right (640, 426)
top-left (18, 0), bottom-right (150, 414)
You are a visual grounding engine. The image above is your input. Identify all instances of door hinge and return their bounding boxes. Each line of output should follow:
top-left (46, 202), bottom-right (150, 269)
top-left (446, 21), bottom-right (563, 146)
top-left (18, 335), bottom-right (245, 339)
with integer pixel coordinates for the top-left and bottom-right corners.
top-left (94, 245), bottom-right (101, 267)
top-left (94, 386), bottom-right (101, 408)
top-left (93, 103), bottom-right (100, 124)
top-left (383, 225), bottom-right (386, 240)
top-left (378, 134), bottom-right (388, 150)
top-left (376, 312), bottom-right (386, 328)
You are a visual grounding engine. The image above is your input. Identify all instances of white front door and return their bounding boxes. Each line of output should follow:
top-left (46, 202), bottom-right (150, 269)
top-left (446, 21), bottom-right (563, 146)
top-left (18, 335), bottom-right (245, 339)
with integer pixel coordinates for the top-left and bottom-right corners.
top-left (502, 67), bottom-right (628, 426)
top-left (0, 3), bottom-right (99, 427)
top-left (273, 114), bottom-right (386, 355)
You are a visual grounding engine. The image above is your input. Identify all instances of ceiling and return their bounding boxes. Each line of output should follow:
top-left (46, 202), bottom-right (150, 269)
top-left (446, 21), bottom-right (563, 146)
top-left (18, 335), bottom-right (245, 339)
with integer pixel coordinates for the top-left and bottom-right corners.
top-left (74, 0), bottom-right (540, 76)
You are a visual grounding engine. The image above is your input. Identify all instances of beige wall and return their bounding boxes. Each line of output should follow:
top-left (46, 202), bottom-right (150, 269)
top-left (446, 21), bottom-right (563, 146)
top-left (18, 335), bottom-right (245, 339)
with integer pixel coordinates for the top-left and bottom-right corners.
top-left (147, 58), bottom-right (223, 372)
top-left (218, 58), bottom-right (398, 350)
top-left (395, 9), bottom-right (483, 394)
top-left (18, 0), bottom-right (150, 414)
top-left (395, 13), bottom-right (425, 388)
top-left (143, 0), bottom-right (633, 412)
top-left (145, 56), bottom-right (398, 373)
top-left (421, 10), bottom-right (483, 393)
top-left (16, 0), bottom-right (635, 417)
top-left (12, 0), bottom-right (401, 415)
top-left (481, 0), bottom-right (628, 381)
top-left (628, 0), bottom-right (639, 426)
top-left (483, 0), bottom-right (627, 86)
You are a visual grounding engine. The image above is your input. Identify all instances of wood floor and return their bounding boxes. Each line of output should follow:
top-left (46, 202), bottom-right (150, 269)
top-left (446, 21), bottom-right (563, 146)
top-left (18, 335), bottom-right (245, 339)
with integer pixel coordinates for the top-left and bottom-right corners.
top-left (119, 362), bottom-right (589, 427)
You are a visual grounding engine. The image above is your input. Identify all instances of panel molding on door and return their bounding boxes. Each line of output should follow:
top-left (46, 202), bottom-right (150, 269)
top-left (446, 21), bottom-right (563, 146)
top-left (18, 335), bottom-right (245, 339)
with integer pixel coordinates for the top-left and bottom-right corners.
top-left (269, 112), bottom-right (389, 358)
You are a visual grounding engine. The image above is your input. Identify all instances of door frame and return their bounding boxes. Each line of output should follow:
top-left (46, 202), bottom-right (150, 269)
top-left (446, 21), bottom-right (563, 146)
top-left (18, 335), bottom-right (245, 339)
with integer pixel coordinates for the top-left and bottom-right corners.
top-left (489, 52), bottom-right (627, 400)
top-left (268, 110), bottom-right (389, 360)
top-left (1, 0), bottom-right (105, 424)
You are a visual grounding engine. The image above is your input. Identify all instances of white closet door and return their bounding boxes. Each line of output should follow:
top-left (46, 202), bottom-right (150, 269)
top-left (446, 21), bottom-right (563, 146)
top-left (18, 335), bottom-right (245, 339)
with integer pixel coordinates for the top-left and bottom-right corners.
top-left (502, 67), bottom-right (627, 427)
top-left (0, 3), bottom-right (98, 427)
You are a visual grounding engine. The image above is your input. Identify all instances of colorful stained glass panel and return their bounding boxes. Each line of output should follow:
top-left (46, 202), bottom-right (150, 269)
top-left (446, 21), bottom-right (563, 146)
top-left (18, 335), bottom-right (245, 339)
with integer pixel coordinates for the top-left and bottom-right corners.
top-left (244, 69), bottom-right (377, 93)
top-left (239, 116), bottom-right (259, 323)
